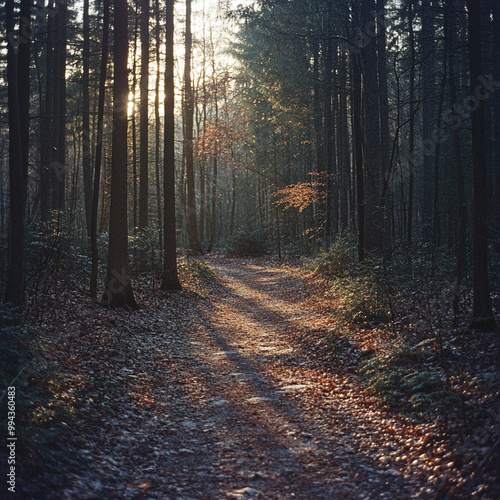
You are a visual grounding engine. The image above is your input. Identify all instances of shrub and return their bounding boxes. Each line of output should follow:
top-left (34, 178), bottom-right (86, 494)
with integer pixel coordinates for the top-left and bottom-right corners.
top-left (307, 236), bottom-right (404, 324)
top-left (24, 221), bottom-right (90, 289)
top-left (322, 329), bottom-right (355, 358)
top-left (307, 234), bottom-right (357, 278)
top-left (129, 226), bottom-right (162, 275)
top-left (359, 344), bottom-right (455, 414)
top-left (227, 227), bottom-right (270, 257)
top-left (178, 257), bottom-right (215, 281)
top-left (329, 270), bottom-right (401, 323)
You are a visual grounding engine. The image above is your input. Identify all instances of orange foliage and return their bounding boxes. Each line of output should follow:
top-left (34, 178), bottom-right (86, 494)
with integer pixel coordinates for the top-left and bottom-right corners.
top-left (273, 172), bottom-right (329, 212)
top-left (195, 120), bottom-right (247, 158)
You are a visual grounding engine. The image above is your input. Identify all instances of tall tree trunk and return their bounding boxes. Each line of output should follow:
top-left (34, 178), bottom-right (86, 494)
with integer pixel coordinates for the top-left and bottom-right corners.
top-left (18, 0), bottom-right (31, 209)
top-left (199, 145), bottom-right (206, 245)
top-left (161, 0), bottom-right (182, 290)
top-left (209, 154), bottom-right (218, 251)
top-left (40, 1), bottom-right (55, 220)
top-left (208, 56), bottom-right (219, 252)
top-left (131, 15), bottom-right (139, 231)
top-left (376, 0), bottom-right (392, 258)
top-left (199, 13), bottom-right (207, 246)
top-left (4, 0), bottom-right (30, 311)
top-left (82, 0), bottom-right (92, 238)
top-left (273, 140), bottom-right (282, 260)
top-left (338, 61), bottom-right (349, 232)
top-left (312, 36), bottom-right (324, 234)
top-left (324, 1), bottom-right (336, 247)
top-left (445, 0), bottom-right (467, 321)
top-left (230, 160), bottom-right (236, 236)
top-left (467, 0), bottom-right (495, 331)
top-left (154, 0), bottom-right (163, 252)
top-left (360, 0), bottom-right (383, 253)
top-left (492, 1), bottom-right (500, 260)
top-left (421, 0), bottom-right (436, 242)
top-left (184, 0), bottom-right (202, 253)
top-left (352, 53), bottom-right (365, 262)
top-left (90, 0), bottom-right (110, 302)
top-left (407, 1), bottom-right (416, 250)
top-left (51, 1), bottom-right (67, 213)
top-left (103, 0), bottom-right (138, 309)
top-left (139, 0), bottom-right (150, 230)
top-left (432, 6), bottom-right (449, 250)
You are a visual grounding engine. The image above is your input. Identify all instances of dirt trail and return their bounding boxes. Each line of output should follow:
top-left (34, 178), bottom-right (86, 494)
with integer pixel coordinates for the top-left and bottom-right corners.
top-left (59, 258), bottom-right (435, 499)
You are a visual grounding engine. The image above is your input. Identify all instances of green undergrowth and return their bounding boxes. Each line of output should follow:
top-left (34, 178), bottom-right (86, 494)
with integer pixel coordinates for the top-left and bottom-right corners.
top-left (307, 235), bottom-right (405, 324)
top-left (129, 226), bottom-right (162, 276)
top-left (305, 236), bottom-right (498, 422)
top-left (322, 329), bottom-right (355, 358)
top-left (23, 221), bottom-right (90, 290)
top-left (226, 227), bottom-right (271, 257)
top-left (177, 257), bottom-right (217, 296)
top-left (178, 257), bottom-right (216, 280)
top-left (307, 235), bottom-right (358, 277)
top-left (328, 272), bottom-right (402, 323)
top-left (359, 344), bottom-right (460, 417)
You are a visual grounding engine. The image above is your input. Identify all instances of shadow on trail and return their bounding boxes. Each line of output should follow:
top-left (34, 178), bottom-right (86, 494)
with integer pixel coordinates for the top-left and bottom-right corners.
top-left (148, 259), bottom-right (428, 499)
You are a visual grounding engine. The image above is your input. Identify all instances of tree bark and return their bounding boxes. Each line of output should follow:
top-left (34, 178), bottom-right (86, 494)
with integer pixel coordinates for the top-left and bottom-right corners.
top-left (184, 0), bottom-right (202, 253)
top-left (51, 0), bottom-right (67, 213)
top-left (90, 0), bottom-right (110, 302)
top-left (444, 0), bottom-right (467, 321)
top-left (324, 1), bottom-right (336, 247)
top-left (376, 0), bottom-right (392, 258)
top-left (40, 1), bottom-right (55, 221)
top-left (4, 0), bottom-right (30, 311)
top-left (360, 0), bottom-right (383, 254)
top-left (82, 0), bottom-right (92, 238)
top-left (161, 0), bottom-right (181, 290)
top-left (312, 36), bottom-right (324, 238)
top-left (139, 0), bottom-right (150, 230)
top-left (492, 1), bottom-right (500, 260)
top-left (467, 0), bottom-right (495, 331)
top-left (208, 61), bottom-right (219, 252)
top-left (352, 52), bottom-right (365, 262)
top-left (131, 14), bottom-right (139, 231)
top-left (103, 0), bottom-right (138, 309)
top-left (154, 0), bottom-right (163, 252)
top-left (421, 0), bottom-right (436, 242)
top-left (407, 1), bottom-right (416, 250)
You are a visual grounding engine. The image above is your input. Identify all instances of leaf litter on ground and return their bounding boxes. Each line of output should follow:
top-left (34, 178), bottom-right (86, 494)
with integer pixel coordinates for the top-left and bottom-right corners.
top-left (19, 256), bottom-right (500, 499)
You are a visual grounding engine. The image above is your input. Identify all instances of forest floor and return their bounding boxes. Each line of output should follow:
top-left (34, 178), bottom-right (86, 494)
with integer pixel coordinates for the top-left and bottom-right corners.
top-left (21, 256), bottom-right (499, 499)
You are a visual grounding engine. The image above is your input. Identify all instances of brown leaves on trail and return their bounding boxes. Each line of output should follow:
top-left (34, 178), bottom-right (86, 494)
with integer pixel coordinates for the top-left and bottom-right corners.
top-left (296, 264), bottom-right (500, 498)
top-left (23, 257), bottom-right (499, 499)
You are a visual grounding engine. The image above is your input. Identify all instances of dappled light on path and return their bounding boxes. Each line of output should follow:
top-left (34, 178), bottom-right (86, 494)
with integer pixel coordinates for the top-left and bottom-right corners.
top-left (46, 258), bottom-right (452, 499)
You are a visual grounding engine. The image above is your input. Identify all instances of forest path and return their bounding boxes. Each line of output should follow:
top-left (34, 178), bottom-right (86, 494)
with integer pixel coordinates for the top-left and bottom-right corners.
top-left (59, 257), bottom-right (437, 499)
